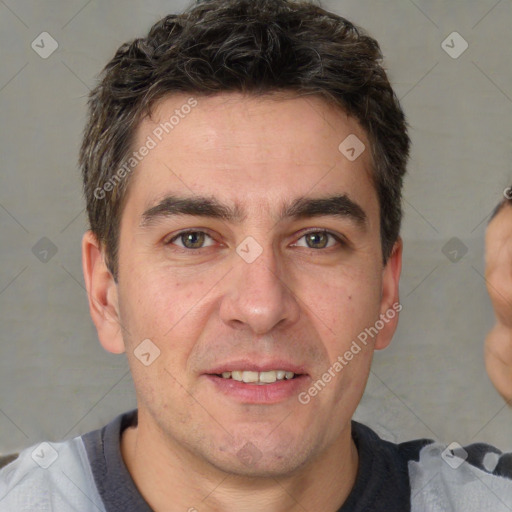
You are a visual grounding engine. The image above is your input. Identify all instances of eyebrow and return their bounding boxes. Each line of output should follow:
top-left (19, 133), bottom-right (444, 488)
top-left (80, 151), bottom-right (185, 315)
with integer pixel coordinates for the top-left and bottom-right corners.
top-left (140, 194), bottom-right (367, 229)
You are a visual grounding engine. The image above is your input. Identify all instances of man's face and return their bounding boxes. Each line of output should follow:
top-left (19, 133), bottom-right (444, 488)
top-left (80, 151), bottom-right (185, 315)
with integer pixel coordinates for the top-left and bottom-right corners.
top-left (102, 93), bottom-right (400, 475)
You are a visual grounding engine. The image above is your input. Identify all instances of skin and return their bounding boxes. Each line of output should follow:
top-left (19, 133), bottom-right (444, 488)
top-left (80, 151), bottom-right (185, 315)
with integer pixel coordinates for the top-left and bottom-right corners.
top-left (485, 201), bottom-right (512, 404)
top-left (82, 92), bottom-right (402, 511)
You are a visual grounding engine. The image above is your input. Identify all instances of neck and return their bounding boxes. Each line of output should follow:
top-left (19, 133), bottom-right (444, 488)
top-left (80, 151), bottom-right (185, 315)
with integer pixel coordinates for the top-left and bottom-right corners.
top-left (121, 411), bottom-right (358, 512)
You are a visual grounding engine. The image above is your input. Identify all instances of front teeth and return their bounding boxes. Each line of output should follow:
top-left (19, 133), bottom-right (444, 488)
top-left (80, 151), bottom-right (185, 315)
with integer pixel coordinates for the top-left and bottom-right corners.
top-left (221, 370), bottom-right (295, 384)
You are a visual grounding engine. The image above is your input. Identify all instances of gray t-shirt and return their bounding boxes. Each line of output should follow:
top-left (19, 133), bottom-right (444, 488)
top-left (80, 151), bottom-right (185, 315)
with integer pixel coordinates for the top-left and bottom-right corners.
top-left (1, 409), bottom-right (511, 511)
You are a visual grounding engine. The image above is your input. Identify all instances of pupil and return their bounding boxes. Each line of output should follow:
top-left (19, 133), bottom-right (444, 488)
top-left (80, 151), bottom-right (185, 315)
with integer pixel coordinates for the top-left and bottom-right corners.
top-left (307, 232), bottom-right (327, 249)
top-left (184, 232), bottom-right (204, 248)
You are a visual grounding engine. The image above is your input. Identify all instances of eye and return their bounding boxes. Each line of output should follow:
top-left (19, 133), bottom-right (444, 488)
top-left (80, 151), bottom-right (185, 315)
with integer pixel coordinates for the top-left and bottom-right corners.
top-left (165, 229), bottom-right (344, 251)
top-left (166, 230), bottom-right (216, 250)
top-left (293, 230), bottom-right (344, 250)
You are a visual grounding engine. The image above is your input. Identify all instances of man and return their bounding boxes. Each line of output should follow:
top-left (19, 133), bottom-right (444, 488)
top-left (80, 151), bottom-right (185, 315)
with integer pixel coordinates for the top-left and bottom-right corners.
top-left (1, 0), bottom-right (511, 510)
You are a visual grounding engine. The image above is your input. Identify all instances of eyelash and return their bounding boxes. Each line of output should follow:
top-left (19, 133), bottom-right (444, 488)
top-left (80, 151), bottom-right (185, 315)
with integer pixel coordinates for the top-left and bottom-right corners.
top-left (164, 229), bottom-right (346, 252)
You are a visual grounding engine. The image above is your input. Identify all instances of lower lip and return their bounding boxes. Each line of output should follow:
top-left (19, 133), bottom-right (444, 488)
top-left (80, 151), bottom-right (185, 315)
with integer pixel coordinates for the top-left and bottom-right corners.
top-left (204, 375), bottom-right (309, 404)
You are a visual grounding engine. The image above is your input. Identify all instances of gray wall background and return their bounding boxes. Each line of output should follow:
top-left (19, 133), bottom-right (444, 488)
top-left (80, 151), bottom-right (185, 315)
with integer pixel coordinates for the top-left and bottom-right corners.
top-left (1, 0), bottom-right (511, 455)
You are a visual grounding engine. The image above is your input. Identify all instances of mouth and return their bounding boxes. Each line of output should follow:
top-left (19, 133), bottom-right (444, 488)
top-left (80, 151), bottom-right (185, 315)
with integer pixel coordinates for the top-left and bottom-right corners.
top-left (213, 370), bottom-right (299, 385)
top-left (204, 364), bottom-right (309, 403)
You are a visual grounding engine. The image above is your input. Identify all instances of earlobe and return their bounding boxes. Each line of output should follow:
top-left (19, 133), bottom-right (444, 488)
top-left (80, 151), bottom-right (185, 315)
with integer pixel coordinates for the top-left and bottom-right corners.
top-left (374, 237), bottom-right (403, 351)
top-left (81, 230), bottom-right (126, 354)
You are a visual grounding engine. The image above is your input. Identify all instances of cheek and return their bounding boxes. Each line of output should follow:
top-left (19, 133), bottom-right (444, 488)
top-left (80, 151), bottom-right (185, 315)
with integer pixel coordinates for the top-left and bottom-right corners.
top-left (125, 266), bottom-right (201, 320)
top-left (118, 268), bottom-right (214, 370)
top-left (300, 266), bottom-right (382, 337)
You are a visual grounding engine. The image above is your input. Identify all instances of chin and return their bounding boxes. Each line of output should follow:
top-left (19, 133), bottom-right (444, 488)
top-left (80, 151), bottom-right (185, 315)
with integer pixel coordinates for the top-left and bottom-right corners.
top-left (211, 453), bottom-right (308, 479)
top-left (206, 434), bottom-right (316, 479)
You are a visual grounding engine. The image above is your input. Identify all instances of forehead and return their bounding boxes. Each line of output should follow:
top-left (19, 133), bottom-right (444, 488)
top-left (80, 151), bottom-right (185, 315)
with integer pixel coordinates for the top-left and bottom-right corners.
top-left (124, 92), bottom-right (378, 226)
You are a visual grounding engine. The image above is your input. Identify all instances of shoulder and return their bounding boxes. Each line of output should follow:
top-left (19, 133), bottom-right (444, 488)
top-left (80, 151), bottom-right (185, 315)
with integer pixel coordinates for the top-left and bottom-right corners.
top-left (352, 420), bottom-right (431, 469)
top-left (0, 436), bottom-right (105, 511)
top-left (347, 422), bottom-right (431, 510)
top-left (351, 422), bottom-right (512, 511)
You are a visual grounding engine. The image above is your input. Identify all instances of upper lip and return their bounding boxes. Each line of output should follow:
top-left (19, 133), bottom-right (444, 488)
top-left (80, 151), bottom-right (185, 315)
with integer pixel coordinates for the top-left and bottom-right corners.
top-left (205, 359), bottom-right (308, 375)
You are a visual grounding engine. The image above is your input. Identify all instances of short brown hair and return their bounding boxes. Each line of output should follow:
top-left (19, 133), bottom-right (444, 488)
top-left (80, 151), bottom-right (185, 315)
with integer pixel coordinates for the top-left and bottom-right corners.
top-left (80, 0), bottom-right (410, 280)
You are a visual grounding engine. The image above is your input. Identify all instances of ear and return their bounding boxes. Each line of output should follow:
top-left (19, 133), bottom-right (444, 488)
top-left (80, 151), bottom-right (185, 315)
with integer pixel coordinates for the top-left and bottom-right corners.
top-left (81, 230), bottom-right (125, 354)
top-left (374, 236), bottom-right (403, 350)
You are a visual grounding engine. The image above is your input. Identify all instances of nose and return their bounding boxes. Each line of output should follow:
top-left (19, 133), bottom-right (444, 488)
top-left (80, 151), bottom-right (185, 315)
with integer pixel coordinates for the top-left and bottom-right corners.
top-left (219, 242), bottom-right (301, 335)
